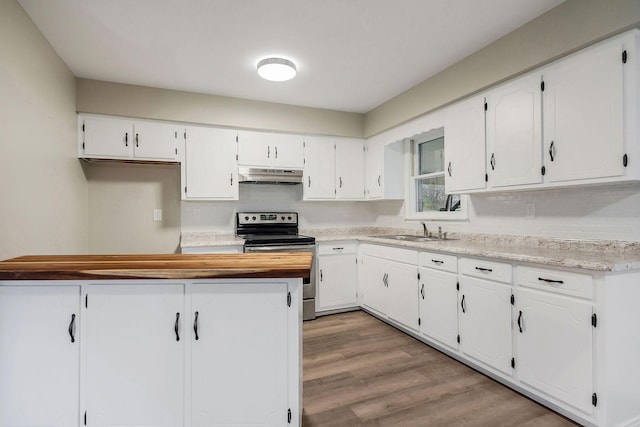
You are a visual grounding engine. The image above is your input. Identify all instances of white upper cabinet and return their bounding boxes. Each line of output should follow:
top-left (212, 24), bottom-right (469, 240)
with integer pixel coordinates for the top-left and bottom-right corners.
top-left (445, 95), bottom-right (487, 193)
top-left (486, 72), bottom-right (543, 189)
top-left (79, 114), bottom-right (180, 161)
top-left (182, 126), bottom-right (238, 200)
top-left (237, 130), bottom-right (304, 169)
top-left (303, 136), bottom-right (336, 199)
top-left (542, 33), bottom-right (628, 184)
top-left (335, 138), bottom-right (365, 199)
top-left (365, 140), bottom-right (404, 200)
top-left (303, 136), bottom-right (365, 200)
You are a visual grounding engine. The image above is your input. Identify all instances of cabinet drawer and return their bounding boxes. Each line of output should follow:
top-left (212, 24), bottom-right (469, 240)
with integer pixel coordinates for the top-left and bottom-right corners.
top-left (516, 266), bottom-right (593, 299)
top-left (460, 257), bottom-right (512, 284)
top-left (318, 241), bottom-right (357, 255)
top-left (419, 251), bottom-right (458, 273)
top-left (360, 244), bottom-right (418, 265)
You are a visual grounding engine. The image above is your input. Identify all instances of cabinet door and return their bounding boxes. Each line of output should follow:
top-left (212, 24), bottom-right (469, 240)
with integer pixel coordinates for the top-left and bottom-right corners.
top-left (271, 133), bottom-right (304, 168)
top-left (83, 284), bottom-right (184, 427)
top-left (419, 268), bottom-right (459, 350)
top-left (133, 121), bottom-right (180, 160)
top-left (318, 253), bottom-right (357, 310)
top-left (183, 126), bottom-right (238, 200)
top-left (0, 286), bottom-right (80, 427)
top-left (386, 260), bottom-right (419, 332)
top-left (486, 73), bottom-right (542, 188)
top-left (303, 137), bottom-right (336, 199)
top-left (81, 116), bottom-right (132, 158)
top-left (336, 138), bottom-right (365, 200)
top-left (516, 288), bottom-right (593, 414)
top-left (359, 254), bottom-right (387, 314)
top-left (459, 277), bottom-right (513, 375)
top-left (237, 130), bottom-right (270, 167)
top-left (364, 142), bottom-right (383, 199)
top-left (189, 282), bottom-right (289, 427)
top-left (445, 95), bottom-right (487, 193)
top-left (543, 39), bottom-right (625, 183)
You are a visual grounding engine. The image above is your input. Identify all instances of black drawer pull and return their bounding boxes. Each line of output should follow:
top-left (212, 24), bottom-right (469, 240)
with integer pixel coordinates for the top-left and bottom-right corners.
top-left (431, 259), bottom-right (444, 264)
top-left (460, 295), bottom-right (466, 313)
top-left (174, 312), bottom-right (180, 341)
top-left (538, 277), bottom-right (564, 284)
top-left (193, 311), bottom-right (199, 341)
top-left (517, 310), bottom-right (523, 333)
top-left (475, 266), bottom-right (493, 273)
top-left (68, 313), bottom-right (76, 343)
top-left (420, 283), bottom-right (425, 299)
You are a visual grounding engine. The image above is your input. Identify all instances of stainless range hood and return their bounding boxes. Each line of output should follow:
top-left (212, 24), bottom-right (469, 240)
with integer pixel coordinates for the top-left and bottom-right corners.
top-left (238, 167), bottom-right (303, 184)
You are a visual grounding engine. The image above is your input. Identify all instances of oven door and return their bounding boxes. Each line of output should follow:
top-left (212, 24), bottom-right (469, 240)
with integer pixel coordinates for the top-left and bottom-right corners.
top-left (244, 243), bottom-right (316, 320)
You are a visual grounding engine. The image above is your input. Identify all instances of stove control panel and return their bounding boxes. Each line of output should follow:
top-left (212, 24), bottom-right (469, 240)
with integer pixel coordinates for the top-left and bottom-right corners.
top-left (237, 212), bottom-right (298, 225)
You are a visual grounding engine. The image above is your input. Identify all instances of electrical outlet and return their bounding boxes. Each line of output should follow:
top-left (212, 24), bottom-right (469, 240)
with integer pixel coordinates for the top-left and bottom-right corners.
top-left (153, 209), bottom-right (162, 222)
top-left (525, 203), bottom-right (535, 219)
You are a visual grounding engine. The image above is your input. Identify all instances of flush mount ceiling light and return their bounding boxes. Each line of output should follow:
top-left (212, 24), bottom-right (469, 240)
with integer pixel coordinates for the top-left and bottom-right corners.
top-left (257, 57), bottom-right (297, 82)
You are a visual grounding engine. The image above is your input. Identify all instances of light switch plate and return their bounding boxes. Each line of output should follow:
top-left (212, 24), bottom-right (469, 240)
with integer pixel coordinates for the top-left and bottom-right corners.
top-left (153, 209), bottom-right (163, 222)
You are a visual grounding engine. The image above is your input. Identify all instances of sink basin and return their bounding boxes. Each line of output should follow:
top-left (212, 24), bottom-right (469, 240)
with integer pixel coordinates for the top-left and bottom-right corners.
top-left (369, 234), bottom-right (449, 242)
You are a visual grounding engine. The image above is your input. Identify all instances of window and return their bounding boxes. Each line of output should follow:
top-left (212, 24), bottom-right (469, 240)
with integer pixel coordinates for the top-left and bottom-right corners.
top-left (406, 128), bottom-right (467, 220)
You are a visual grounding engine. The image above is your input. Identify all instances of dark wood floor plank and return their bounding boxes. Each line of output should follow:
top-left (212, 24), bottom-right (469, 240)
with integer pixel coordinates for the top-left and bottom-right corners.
top-left (303, 311), bottom-right (577, 427)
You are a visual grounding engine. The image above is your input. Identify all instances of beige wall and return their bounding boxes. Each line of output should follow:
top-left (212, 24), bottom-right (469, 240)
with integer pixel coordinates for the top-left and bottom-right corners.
top-left (76, 79), bottom-right (365, 138)
top-left (364, 0), bottom-right (640, 137)
top-left (84, 163), bottom-right (181, 254)
top-left (0, 0), bottom-right (88, 260)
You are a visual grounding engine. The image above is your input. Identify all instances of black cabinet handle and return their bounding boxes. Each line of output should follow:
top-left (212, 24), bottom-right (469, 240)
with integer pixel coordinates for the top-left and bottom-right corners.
top-left (517, 310), bottom-right (523, 333)
top-left (308, 176), bottom-right (311, 188)
top-left (135, 133), bottom-right (139, 147)
top-left (431, 259), bottom-right (444, 265)
top-left (230, 173), bottom-right (233, 186)
top-left (420, 283), bottom-right (425, 299)
top-left (490, 153), bottom-right (495, 170)
top-left (125, 132), bottom-right (128, 147)
top-left (275, 146), bottom-right (278, 159)
top-left (267, 146), bottom-right (270, 158)
top-left (378, 175), bottom-right (381, 186)
top-left (460, 295), bottom-right (466, 313)
top-left (320, 269), bottom-right (323, 282)
top-left (193, 311), bottom-right (199, 341)
top-left (339, 177), bottom-right (343, 188)
top-left (68, 313), bottom-right (76, 343)
top-left (549, 141), bottom-right (555, 161)
top-left (538, 277), bottom-right (564, 284)
top-left (475, 266), bottom-right (493, 273)
top-left (448, 162), bottom-right (452, 177)
top-left (174, 312), bottom-right (180, 341)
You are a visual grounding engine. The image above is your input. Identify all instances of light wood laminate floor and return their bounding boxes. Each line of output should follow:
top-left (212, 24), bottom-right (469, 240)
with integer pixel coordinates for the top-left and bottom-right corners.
top-left (302, 311), bottom-right (578, 426)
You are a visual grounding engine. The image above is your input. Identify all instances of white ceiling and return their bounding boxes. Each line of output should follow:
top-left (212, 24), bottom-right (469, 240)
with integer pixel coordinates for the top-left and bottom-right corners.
top-left (19, 0), bottom-right (564, 113)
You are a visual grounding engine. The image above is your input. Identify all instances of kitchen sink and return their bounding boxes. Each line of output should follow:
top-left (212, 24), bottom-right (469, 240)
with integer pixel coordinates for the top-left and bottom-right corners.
top-left (369, 234), bottom-right (455, 242)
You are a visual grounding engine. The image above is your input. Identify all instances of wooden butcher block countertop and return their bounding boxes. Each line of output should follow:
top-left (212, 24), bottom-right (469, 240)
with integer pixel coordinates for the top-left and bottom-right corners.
top-left (0, 253), bottom-right (313, 281)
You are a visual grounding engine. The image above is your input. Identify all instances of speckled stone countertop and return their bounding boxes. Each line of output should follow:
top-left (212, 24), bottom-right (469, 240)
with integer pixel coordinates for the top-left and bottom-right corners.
top-left (182, 228), bottom-right (640, 272)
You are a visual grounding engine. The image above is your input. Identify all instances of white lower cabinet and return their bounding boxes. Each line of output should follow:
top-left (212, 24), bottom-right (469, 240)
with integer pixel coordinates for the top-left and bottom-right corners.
top-left (82, 284), bottom-right (185, 427)
top-left (515, 268), bottom-right (594, 416)
top-left (0, 285), bottom-right (80, 427)
top-left (189, 282), bottom-right (291, 426)
top-left (418, 267), bottom-right (459, 351)
top-left (317, 242), bottom-right (358, 312)
top-left (359, 245), bottom-right (419, 332)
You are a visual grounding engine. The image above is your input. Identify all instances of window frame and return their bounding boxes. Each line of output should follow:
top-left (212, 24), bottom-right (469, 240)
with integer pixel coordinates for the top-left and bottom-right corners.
top-left (404, 128), bottom-right (468, 221)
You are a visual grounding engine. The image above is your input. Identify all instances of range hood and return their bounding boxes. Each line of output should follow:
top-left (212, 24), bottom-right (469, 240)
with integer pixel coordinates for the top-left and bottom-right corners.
top-left (238, 167), bottom-right (303, 184)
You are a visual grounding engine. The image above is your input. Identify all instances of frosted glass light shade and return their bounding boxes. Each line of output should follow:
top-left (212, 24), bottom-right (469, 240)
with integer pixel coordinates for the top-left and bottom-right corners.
top-left (257, 58), bottom-right (297, 82)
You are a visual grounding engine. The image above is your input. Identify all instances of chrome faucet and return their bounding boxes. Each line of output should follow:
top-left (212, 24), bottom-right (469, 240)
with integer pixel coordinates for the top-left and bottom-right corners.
top-left (421, 222), bottom-right (428, 237)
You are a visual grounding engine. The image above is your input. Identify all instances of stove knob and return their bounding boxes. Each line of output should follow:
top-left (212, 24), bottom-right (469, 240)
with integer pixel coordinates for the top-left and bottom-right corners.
top-left (244, 216), bottom-right (249, 221)
top-left (288, 216), bottom-right (292, 220)
top-left (252, 216), bottom-right (256, 221)
top-left (281, 216), bottom-right (285, 220)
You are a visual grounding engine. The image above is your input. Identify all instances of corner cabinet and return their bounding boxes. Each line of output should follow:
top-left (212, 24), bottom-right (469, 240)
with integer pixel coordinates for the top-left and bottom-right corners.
top-left (316, 242), bottom-right (358, 312)
top-left (238, 130), bottom-right (304, 169)
top-left (0, 285), bottom-right (80, 427)
top-left (78, 114), bottom-right (181, 162)
top-left (364, 140), bottom-right (404, 200)
top-left (181, 126), bottom-right (239, 200)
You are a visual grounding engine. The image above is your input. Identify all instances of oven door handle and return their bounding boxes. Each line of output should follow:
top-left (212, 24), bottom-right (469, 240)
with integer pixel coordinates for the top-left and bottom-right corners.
top-left (245, 245), bottom-right (315, 252)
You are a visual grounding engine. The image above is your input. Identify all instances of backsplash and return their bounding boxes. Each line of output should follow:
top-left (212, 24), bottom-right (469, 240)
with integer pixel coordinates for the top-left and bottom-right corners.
top-left (181, 181), bottom-right (640, 242)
